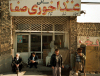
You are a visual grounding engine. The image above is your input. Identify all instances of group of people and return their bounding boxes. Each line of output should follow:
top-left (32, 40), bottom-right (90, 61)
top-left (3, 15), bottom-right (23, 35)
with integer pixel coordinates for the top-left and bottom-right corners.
top-left (51, 48), bottom-right (86, 76)
top-left (11, 48), bottom-right (86, 76)
top-left (11, 52), bottom-right (38, 73)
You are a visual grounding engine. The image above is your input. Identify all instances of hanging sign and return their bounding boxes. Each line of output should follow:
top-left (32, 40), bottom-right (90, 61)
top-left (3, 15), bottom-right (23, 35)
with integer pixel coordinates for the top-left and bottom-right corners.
top-left (9, 0), bottom-right (81, 16)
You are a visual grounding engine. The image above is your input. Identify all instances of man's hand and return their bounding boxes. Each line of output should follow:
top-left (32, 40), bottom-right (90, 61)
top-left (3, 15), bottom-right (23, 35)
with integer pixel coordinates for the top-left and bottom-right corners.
top-left (52, 66), bottom-right (54, 69)
top-left (31, 60), bottom-right (35, 63)
top-left (31, 60), bottom-right (33, 63)
top-left (62, 65), bottom-right (64, 68)
top-left (33, 61), bottom-right (36, 63)
top-left (16, 64), bottom-right (19, 67)
top-left (78, 53), bottom-right (83, 57)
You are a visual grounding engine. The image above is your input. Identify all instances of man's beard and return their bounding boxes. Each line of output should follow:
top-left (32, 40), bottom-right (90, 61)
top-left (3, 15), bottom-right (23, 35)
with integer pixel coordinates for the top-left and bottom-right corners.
top-left (16, 57), bottom-right (19, 59)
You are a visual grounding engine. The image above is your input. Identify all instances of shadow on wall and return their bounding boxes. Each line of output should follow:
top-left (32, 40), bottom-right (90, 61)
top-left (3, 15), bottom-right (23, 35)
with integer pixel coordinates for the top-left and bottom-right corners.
top-left (59, 49), bottom-right (70, 65)
top-left (0, 54), bottom-right (12, 73)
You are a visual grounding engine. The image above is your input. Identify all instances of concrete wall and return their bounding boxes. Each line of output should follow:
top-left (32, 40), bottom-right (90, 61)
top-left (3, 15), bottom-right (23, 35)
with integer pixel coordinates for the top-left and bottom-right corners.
top-left (70, 22), bottom-right (100, 72)
top-left (0, 0), bottom-right (12, 73)
top-left (0, 54), bottom-right (12, 73)
top-left (69, 22), bottom-right (100, 52)
top-left (69, 16), bottom-right (78, 54)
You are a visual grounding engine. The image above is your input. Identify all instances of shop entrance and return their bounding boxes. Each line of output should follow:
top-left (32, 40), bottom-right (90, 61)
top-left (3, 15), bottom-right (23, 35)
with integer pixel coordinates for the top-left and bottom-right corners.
top-left (16, 33), bottom-right (30, 63)
top-left (16, 33), bottom-right (53, 64)
top-left (13, 17), bottom-right (69, 64)
top-left (15, 32), bottom-right (66, 64)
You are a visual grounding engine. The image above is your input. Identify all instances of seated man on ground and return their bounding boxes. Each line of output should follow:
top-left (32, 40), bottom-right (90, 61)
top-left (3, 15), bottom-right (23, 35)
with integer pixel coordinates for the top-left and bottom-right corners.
top-left (11, 53), bottom-right (23, 73)
top-left (28, 52), bottom-right (38, 68)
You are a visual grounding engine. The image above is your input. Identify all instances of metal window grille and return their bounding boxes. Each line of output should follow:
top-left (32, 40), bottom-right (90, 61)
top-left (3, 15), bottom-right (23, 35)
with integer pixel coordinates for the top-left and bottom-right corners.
top-left (13, 17), bottom-right (69, 32)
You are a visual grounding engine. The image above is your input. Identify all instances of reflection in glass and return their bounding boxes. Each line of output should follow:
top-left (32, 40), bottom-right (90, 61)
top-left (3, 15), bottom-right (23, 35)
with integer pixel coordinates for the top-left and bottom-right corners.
top-left (43, 35), bottom-right (52, 49)
top-left (31, 35), bottom-right (41, 51)
top-left (36, 53), bottom-right (41, 59)
top-left (17, 35), bottom-right (28, 52)
top-left (55, 35), bottom-right (64, 49)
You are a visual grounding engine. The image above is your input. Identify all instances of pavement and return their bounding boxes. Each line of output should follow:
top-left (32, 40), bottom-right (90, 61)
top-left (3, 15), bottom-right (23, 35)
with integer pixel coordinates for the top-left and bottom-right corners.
top-left (1, 65), bottom-right (68, 76)
top-left (81, 73), bottom-right (100, 76)
top-left (1, 65), bottom-right (100, 76)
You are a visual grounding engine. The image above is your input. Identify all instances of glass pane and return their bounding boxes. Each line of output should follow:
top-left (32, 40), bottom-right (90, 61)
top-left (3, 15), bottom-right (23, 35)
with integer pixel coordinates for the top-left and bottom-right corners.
top-left (31, 35), bottom-right (41, 51)
top-left (17, 35), bottom-right (28, 52)
top-left (55, 35), bottom-right (64, 49)
top-left (43, 35), bottom-right (52, 49)
top-left (36, 53), bottom-right (41, 59)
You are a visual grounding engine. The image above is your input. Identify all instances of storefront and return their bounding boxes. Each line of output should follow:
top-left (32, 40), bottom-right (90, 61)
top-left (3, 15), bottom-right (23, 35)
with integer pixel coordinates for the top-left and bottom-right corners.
top-left (13, 17), bottom-right (69, 63)
top-left (9, 0), bottom-right (81, 64)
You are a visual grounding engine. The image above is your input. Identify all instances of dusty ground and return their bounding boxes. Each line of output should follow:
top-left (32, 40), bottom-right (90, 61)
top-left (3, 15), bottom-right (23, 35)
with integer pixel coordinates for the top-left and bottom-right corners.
top-left (2, 65), bottom-right (100, 76)
top-left (2, 65), bottom-right (69, 76)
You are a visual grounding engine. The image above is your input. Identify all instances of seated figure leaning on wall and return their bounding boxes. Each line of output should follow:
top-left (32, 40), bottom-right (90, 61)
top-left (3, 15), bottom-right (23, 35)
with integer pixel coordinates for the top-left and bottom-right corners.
top-left (11, 53), bottom-right (23, 73)
top-left (73, 48), bottom-right (86, 76)
top-left (28, 52), bottom-right (38, 68)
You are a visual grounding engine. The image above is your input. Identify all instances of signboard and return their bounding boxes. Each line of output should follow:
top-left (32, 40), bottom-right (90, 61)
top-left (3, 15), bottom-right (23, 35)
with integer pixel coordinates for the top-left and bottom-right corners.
top-left (9, 0), bottom-right (81, 16)
top-left (77, 36), bottom-right (100, 48)
top-left (17, 35), bottom-right (23, 43)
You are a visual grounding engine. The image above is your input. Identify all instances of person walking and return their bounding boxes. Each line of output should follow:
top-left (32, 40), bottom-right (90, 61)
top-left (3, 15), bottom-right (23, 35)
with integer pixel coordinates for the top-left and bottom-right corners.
top-left (51, 49), bottom-right (64, 76)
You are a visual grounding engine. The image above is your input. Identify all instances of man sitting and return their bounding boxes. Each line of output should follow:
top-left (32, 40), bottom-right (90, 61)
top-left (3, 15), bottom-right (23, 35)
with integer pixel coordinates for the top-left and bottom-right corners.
top-left (11, 53), bottom-right (23, 73)
top-left (28, 52), bottom-right (38, 68)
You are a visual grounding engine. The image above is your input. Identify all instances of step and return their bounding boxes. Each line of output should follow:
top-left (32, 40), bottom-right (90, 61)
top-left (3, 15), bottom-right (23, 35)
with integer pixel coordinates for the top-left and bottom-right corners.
top-left (1, 71), bottom-right (66, 76)
top-left (2, 74), bottom-right (66, 76)
top-left (24, 75), bottom-right (66, 76)
top-left (81, 73), bottom-right (100, 76)
top-left (1, 71), bottom-right (25, 76)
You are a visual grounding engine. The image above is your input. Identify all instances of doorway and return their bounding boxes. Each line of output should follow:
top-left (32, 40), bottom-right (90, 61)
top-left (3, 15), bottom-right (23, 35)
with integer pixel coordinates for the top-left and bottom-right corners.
top-left (16, 34), bottom-right (30, 63)
top-left (15, 32), bottom-right (67, 64)
top-left (15, 33), bottom-right (53, 63)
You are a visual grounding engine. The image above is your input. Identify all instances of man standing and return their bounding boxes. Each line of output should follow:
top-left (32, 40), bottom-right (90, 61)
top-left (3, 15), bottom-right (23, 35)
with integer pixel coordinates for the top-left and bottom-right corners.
top-left (28, 52), bottom-right (38, 68)
top-left (74, 48), bottom-right (86, 76)
top-left (51, 49), bottom-right (64, 76)
top-left (11, 53), bottom-right (23, 73)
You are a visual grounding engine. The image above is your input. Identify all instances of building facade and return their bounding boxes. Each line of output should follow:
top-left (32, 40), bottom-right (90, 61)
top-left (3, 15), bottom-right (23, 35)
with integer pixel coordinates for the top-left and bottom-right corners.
top-left (1, 0), bottom-right (100, 73)
top-left (0, 0), bottom-right (79, 73)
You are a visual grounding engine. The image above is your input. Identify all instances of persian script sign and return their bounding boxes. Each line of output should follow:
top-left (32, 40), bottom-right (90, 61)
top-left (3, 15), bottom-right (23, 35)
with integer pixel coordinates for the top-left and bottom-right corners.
top-left (9, 0), bottom-right (81, 16)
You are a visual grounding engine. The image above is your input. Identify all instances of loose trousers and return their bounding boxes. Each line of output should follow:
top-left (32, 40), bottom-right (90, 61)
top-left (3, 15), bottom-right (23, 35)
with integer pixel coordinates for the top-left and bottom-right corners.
top-left (30, 62), bottom-right (38, 68)
top-left (12, 64), bottom-right (22, 72)
top-left (53, 67), bottom-right (61, 76)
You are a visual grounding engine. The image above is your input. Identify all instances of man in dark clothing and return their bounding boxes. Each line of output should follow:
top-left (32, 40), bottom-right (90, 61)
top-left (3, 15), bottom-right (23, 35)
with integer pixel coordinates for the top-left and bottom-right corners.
top-left (51, 49), bottom-right (64, 76)
top-left (11, 53), bottom-right (23, 73)
top-left (28, 52), bottom-right (38, 68)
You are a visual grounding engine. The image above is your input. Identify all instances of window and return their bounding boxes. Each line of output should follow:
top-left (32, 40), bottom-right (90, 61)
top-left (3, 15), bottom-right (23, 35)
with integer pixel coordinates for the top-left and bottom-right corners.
top-left (55, 34), bottom-right (64, 49)
top-left (43, 35), bottom-right (52, 49)
top-left (17, 35), bottom-right (28, 52)
top-left (31, 35), bottom-right (41, 51)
